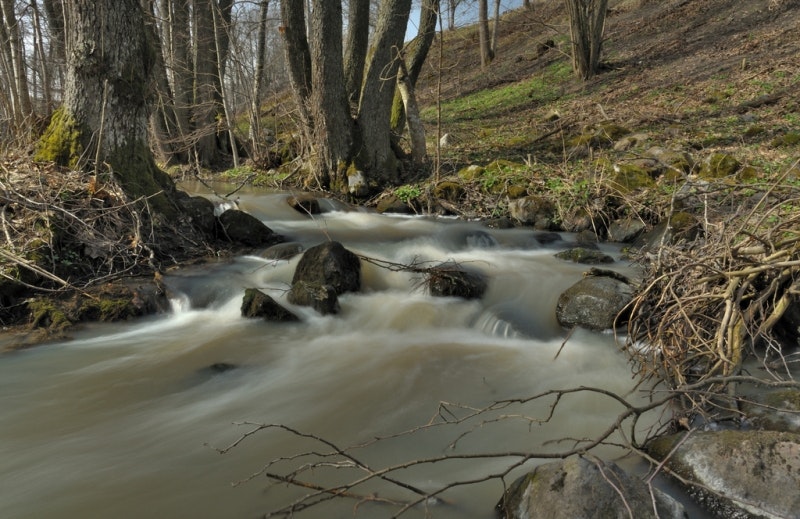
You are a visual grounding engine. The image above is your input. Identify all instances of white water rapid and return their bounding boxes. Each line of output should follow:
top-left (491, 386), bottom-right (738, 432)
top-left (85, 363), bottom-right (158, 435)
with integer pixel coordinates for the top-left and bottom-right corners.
top-left (0, 189), bottom-right (691, 518)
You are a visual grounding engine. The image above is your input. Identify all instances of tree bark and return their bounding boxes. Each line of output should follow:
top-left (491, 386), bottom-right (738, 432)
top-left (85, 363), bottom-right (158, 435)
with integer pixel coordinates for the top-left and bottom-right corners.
top-left (343, 0), bottom-right (370, 109)
top-left (308, 0), bottom-right (352, 187)
top-left (490, 0), bottom-right (501, 58)
top-left (35, 0), bottom-right (176, 217)
top-left (564, 0), bottom-right (609, 80)
top-left (280, 0), bottom-right (312, 135)
top-left (355, 0), bottom-right (412, 186)
top-left (0, 0), bottom-right (33, 123)
top-left (249, 0), bottom-right (271, 154)
top-left (477, 0), bottom-right (494, 67)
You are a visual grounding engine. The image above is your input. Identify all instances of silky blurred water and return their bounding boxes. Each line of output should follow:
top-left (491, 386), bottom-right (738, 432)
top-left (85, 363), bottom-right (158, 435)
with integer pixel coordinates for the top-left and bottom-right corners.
top-left (0, 189), bottom-right (681, 519)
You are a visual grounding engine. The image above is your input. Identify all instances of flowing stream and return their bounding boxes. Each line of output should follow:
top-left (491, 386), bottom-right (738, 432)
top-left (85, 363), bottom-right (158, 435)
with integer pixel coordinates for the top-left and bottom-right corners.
top-left (0, 189), bottom-right (693, 518)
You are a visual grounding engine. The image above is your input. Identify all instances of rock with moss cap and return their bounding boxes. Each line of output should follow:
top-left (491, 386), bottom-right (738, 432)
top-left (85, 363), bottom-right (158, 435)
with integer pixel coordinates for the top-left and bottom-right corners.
top-left (496, 456), bottom-right (687, 519)
top-left (647, 430), bottom-right (800, 519)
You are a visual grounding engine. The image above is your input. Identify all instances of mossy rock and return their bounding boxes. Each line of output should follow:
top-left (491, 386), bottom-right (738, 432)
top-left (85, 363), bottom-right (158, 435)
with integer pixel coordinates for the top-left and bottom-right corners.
top-left (743, 124), bottom-right (766, 137)
top-left (771, 132), bottom-right (800, 147)
top-left (697, 152), bottom-right (740, 179)
top-left (597, 121), bottom-right (632, 141)
top-left (457, 164), bottom-right (485, 181)
top-left (506, 184), bottom-right (528, 199)
top-left (27, 298), bottom-right (72, 330)
top-left (609, 163), bottom-right (656, 193)
top-left (737, 165), bottom-right (759, 181)
top-left (646, 146), bottom-right (695, 174)
top-left (432, 181), bottom-right (465, 203)
top-left (554, 247), bottom-right (614, 264)
top-left (484, 159), bottom-right (525, 175)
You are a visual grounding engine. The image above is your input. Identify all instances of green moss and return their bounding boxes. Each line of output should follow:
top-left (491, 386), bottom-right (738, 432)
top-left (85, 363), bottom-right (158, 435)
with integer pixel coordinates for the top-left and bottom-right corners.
top-left (698, 153), bottom-right (741, 179)
top-left (34, 107), bottom-right (84, 168)
top-left (432, 181), bottom-right (464, 202)
top-left (610, 163), bottom-right (656, 193)
top-left (771, 132), bottom-right (800, 147)
top-left (506, 185), bottom-right (528, 199)
top-left (27, 299), bottom-right (72, 330)
top-left (457, 165), bottom-right (485, 181)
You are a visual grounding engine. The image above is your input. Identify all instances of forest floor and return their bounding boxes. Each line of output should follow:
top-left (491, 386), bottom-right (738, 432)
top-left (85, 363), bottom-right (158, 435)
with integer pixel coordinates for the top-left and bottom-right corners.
top-left (411, 0), bottom-right (799, 179)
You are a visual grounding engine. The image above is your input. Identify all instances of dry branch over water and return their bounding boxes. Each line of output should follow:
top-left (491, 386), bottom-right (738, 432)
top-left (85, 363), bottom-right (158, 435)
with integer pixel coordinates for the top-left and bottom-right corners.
top-left (626, 166), bottom-right (800, 418)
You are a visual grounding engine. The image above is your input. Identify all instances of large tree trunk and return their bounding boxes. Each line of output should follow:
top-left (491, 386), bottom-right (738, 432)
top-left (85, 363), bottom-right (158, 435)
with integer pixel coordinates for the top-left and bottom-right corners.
top-left (564, 0), bottom-right (609, 80)
top-left (280, 0), bottom-right (312, 138)
top-left (354, 0), bottom-right (412, 186)
top-left (343, 0), bottom-right (369, 109)
top-left (35, 0), bottom-right (176, 217)
top-left (308, 0), bottom-right (352, 188)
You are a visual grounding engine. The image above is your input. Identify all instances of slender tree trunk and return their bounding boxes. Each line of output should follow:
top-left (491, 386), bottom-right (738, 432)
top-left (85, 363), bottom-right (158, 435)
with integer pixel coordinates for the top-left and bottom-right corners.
top-left (343, 0), bottom-right (370, 109)
top-left (477, 0), bottom-right (493, 67)
top-left (192, 0), bottom-right (224, 166)
top-left (447, 0), bottom-right (456, 30)
top-left (36, 0), bottom-right (177, 216)
top-left (212, 0), bottom-right (238, 167)
top-left (490, 0), bottom-right (501, 57)
top-left (0, 0), bottom-right (33, 123)
top-left (391, 0), bottom-right (438, 160)
top-left (564, 0), bottom-right (609, 80)
top-left (249, 0), bottom-right (270, 153)
top-left (524, 0), bottom-right (532, 9)
top-left (31, 0), bottom-right (52, 110)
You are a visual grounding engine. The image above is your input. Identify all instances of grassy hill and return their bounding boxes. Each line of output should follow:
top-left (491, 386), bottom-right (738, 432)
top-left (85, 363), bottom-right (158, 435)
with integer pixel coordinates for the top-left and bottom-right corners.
top-left (416, 0), bottom-right (798, 173)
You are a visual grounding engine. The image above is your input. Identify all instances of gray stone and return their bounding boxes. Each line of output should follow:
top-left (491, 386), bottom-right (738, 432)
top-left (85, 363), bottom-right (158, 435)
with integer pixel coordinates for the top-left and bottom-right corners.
top-left (241, 288), bottom-right (300, 322)
top-left (291, 241), bottom-right (361, 296)
top-left (647, 430), bottom-right (800, 519)
top-left (427, 264), bottom-right (487, 300)
top-left (287, 281), bottom-right (339, 315)
top-left (216, 209), bottom-right (283, 247)
top-left (496, 457), bottom-right (687, 519)
top-left (556, 274), bottom-right (633, 330)
top-left (608, 217), bottom-right (646, 243)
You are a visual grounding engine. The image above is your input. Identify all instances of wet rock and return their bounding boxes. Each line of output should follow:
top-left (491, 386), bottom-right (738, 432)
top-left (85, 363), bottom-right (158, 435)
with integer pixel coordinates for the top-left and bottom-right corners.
top-left (376, 194), bottom-right (415, 214)
top-left (508, 195), bottom-right (557, 229)
top-left (556, 273), bottom-right (634, 330)
top-left (554, 247), bottom-right (614, 264)
top-left (607, 217), bottom-right (646, 243)
top-left (287, 194), bottom-right (322, 215)
top-left (427, 264), bottom-right (487, 300)
top-left (739, 389), bottom-right (800, 433)
top-left (291, 241), bottom-right (361, 296)
top-left (177, 194), bottom-right (216, 234)
top-left (534, 231), bottom-right (562, 245)
top-left (647, 430), bottom-right (800, 519)
top-left (634, 211), bottom-right (700, 250)
top-left (260, 242), bottom-right (305, 261)
top-left (241, 288), bottom-right (300, 322)
top-left (609, 162), bottom-right (657, 193)
top-left (216, 209), bottom-right (283, 247)
top-left (287, 281), bottom-right (339, 315)
top-left (496, 456), bottom-right (687, 519)
top-left (203, 362), bottom-right (237, 374)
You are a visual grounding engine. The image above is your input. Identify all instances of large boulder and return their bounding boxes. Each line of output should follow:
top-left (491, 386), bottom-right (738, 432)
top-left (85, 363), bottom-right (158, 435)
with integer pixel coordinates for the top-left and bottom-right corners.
top-left (427, 264), bottom-right (487, 300)
top-left (508, 195), bottom-right (557, 230)
top-left (647, 430), bottom-right (800, 519)
top-left (216, 209), bottom-right (283, 247)
top-left (176, 193), bottom-right (216, 234)
top-left (496, 456), bottom-right (687, 519)
top-left (556, 272), bottom-right (634, 331)
top-left (291, 241), bottom-right (361, 295)
top-left (554, 247), bottom-right (614, 264)
top-left (241, 288), bottom-right (299, 322)
top-left (287, 281), bottom-right (339, 315)
top-left (739, 389), bottom-right (800, 434)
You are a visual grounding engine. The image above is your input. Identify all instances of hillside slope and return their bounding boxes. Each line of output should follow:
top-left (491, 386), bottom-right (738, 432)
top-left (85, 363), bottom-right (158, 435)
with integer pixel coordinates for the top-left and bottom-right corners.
top-left (414, 0), bottom-right (799, 174)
